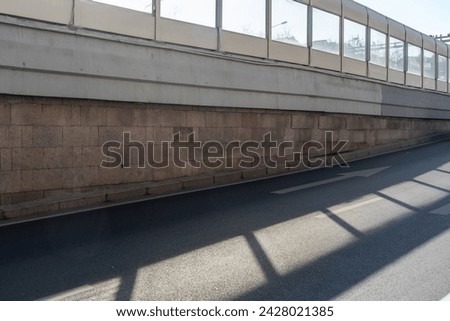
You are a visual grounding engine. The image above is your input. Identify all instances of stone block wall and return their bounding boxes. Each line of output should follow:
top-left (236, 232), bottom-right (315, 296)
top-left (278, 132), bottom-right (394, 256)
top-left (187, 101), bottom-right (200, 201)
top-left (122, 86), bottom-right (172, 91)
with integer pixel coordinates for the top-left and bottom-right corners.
top-left (1, 94), bottom-right (450, 206)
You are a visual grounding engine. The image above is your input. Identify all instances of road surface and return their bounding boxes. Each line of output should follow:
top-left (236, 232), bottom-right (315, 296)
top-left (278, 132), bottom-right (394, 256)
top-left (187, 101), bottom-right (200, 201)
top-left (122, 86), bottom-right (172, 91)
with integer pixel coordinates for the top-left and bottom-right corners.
top-left (1, 140), bottom-right (449, 301)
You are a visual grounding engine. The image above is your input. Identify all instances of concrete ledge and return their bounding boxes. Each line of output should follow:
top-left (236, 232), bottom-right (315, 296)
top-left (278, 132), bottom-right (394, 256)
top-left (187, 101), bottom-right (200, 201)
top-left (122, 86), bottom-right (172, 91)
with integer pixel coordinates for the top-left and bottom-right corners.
top-left (147, 181), bottom-right (183, 195)
top-left (241, 168), bottom-right (268, 179)
top-left (106, 188), bottom-right (147, 202)
top-left (3, 202), bottom-right (60, 220)
top-left (267, 166), bottom-right (291, 175)
top-left (1, 133), bottom-right (449, 223)
top-left (213, 172), bottom-right (242, 185)
top-left (340, 150), bottom-right (363, 163)
top-left (181, 176), bottom-right (214, 190)
top-left (59, 194), bottom-right (106, 211)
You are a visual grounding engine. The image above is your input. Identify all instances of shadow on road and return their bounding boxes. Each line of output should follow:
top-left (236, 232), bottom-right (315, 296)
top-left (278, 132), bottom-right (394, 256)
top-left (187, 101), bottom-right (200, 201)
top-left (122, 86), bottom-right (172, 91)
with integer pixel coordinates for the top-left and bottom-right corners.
top-left (0, 140), bottom-right (449, 300)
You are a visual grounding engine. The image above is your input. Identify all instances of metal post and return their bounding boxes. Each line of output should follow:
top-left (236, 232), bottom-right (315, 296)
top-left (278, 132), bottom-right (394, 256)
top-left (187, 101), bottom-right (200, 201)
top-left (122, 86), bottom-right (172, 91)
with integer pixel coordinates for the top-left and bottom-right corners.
top-left (154, 0), bottom-right (161, 41)
top-left (421, 46), bottom-right (424, 88)
top-left (339, 0), bottom-right (344, 72)
top-left (447, 48), bottom-right (450, 92)
top-left (434, 41), bottom-right (438, 89)
top-left (307, 4), bottom-right (313, 65)
top-left (266, 0), bottom-right (272, 59)
top-left (448, 51), bottom-right (449, 92)
top-left (405, 41), bottom-right (409, 74)
top-left (69, 0), bottom-right (76, 26)
top-left (403, 28), bottom-right (407, 82)
top-left (216, 0), bottom-right (222, 51)
top-left (386, 24), bottom-right (391, 81)
top-left (365, 9), bottom-right (370, 77)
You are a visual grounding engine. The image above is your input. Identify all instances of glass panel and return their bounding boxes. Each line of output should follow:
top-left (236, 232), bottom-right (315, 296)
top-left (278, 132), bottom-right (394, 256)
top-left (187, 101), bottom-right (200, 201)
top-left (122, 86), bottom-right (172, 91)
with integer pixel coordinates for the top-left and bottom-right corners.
top-left (423, 50), bottom-right (436, 79)
top-left (272, 0), bottom-right (307, 47)
top-left (161, 0), bottom-right (215, 27)
top-left (370, 29), bottom-right (386, 67)
top-left (312, 8), bottom-right (340, 55)
top-left (344, 19), bottom-right (366, 61)
top-left (223, 0), bottom-right (266, 38)
top-left (407, 44), bottom-right (422, 76)
top-left (92, 0), bottom-right (153, 13)
top-left (438, 55), bottom-right (447, 81)
top-left (389, 37), bottom-right (404, 71)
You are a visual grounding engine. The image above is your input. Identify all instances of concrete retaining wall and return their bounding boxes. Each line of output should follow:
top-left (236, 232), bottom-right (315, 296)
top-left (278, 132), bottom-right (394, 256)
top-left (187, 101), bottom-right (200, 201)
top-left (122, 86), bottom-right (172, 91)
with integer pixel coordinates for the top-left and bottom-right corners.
top-left (1, 94), bottom-right (450, 206)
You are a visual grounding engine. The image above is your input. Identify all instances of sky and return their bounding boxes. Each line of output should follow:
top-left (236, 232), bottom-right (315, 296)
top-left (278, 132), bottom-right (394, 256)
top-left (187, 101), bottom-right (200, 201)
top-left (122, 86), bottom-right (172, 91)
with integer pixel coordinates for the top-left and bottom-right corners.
top-left (92, 0), bottom-right (450, 38)
top-left (355, 0), bottom-right (450, 36)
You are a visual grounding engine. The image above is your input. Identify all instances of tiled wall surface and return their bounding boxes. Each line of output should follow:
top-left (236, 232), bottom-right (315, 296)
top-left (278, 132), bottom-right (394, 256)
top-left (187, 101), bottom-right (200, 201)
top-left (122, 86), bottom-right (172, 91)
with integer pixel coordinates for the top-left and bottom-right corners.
top-left (1, 95), bottom-right (449, 205)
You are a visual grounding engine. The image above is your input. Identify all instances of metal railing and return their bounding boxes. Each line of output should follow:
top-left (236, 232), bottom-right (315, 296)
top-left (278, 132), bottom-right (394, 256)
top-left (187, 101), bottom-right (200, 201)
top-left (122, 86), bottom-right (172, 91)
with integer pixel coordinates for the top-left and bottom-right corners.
top-left (0, 0), bottom-right (449, 92)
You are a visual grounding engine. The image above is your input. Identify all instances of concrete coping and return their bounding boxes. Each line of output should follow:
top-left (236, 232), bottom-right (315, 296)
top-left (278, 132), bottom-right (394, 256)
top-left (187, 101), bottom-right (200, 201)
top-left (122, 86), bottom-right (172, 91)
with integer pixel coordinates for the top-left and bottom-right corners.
top-left (1, 133), bottom-right (449, 224)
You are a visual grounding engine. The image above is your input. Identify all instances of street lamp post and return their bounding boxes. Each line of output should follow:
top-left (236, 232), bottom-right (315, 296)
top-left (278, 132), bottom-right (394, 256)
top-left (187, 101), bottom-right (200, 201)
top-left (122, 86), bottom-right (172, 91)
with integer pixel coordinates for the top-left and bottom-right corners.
top-left (272, 21), bottom-right (288, 28)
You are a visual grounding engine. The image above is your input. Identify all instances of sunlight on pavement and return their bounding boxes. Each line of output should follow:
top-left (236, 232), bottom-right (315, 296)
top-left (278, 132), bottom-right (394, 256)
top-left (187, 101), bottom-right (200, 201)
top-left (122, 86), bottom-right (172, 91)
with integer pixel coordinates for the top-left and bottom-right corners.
top-left (414, 168), bottom-right (450, 192)
top-left (378, 181), bottom-right (449, 211)
top-left (131, 235), bottom-right (267, 300)
top-left (251, 166), bottom-right (450, 279)
top-left (38, 278), bottom-right (121, 301)
top-left (334, 231), bottom-right (450, 301)
top-left (250, 194), bottom-right (414, 277)
top-left (38, 166), bottom-right (450, 301)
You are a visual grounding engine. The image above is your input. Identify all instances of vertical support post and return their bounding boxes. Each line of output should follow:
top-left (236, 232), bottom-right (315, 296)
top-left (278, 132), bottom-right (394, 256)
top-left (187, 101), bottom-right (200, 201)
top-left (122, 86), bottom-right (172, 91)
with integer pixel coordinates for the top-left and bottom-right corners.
top-left (447, 47), bottom-right (450, 93)
top-left (339, 0), bottom-right (344, 72)
top-left (365, 8), bottom-right (370, 77)
top-left (307, 3), bottom-right (313, 65)
top-left (216, 0), bottom-right (223, 51)
top-left (406, 44), bottom-right (411, 83)
top-left (266, 0), bottom-right (272, 59)
top-left (421, 43), bottom-right (424, 89)
top-left (384, 17), bottom-right (389, 81)
top-left (386, 23), bottom-right (390, 82)
top-left (403, 27), bottom-right (407, 84)
top-left (69, 0), bottom-right (76, 27)
top-left (434, 41), bottom-right (438, 89)
top-left (154, 0), bottom-right (161, 41)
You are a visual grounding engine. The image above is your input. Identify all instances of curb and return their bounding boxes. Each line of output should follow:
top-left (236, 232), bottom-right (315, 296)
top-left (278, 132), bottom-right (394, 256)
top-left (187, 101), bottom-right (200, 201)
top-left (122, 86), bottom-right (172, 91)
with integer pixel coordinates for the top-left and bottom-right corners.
top-left (1, 133), bottom-right (449, 224)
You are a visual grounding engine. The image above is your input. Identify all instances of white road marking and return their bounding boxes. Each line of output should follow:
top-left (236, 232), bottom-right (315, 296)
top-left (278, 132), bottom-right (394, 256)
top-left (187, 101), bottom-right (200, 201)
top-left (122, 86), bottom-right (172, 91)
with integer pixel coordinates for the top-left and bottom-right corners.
top-left (272, 167), bottom-right (390, 195)
top-left (430, 203), bottom-right (450, 216)
top-left (316, 196), bottom-right (383, 218)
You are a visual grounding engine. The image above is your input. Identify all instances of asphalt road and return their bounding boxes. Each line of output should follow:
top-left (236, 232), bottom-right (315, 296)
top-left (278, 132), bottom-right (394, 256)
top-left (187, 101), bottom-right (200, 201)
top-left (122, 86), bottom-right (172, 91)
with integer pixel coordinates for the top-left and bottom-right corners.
top-left (1, 140), bottom-right (450, 301)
